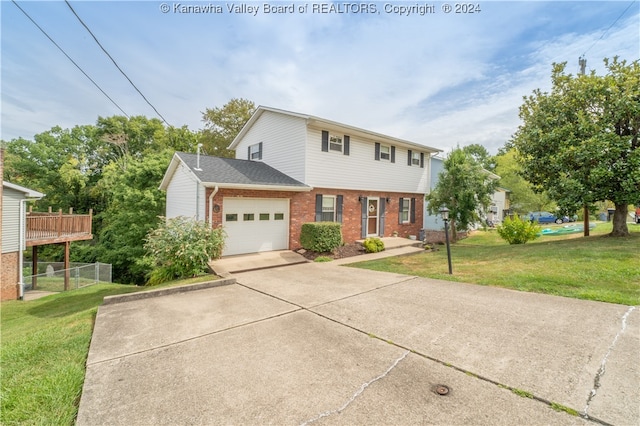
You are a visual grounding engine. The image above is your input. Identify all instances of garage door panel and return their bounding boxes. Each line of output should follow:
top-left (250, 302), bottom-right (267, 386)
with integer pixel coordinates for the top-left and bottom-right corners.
top-left (222, 198), bottom-right (289, 256)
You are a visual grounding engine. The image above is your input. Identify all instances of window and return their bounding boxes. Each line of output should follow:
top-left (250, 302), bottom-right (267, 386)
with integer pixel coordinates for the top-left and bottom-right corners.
top-left (243, 213), bottom-right (255, 221)
top-left (322, 131), bottom-right (349, 155)
top-left (259, 213), bottom-right (270, 220)
top-left (398, 198), bottom-right (416, 224)
top-left (321, 196), bottom-right (336, 221)
top-left (380, 145), bottom-right (391, 161)
top-left (225, 214), bottom-right (238, 222)
top-left (411, 151), bottom-right (421, 166)
top-left (329, 135), bottom-right (342, 152)
top-left (400, 198), bottom-right (410, 223)
top-left (375, 143), bottom-right (395, 162)
top-left (249, 142), bottom-right (262, 160)
top-left (274, 213), bottom-right (284, 220)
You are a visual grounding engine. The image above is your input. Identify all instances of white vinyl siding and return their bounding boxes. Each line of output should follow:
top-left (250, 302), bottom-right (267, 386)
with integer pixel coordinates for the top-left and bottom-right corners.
top-left (2, 188), bottom-right (23, 253)
top-left (166, 162), bottom-right (205, 220)
top-left (234, 111), bottom-right (307, 183)
top-left (306, 127), bottom-right (430, 193)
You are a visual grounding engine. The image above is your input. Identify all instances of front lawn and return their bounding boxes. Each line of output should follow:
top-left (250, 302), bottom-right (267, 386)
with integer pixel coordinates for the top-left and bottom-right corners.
top-left (349, 222), bottom-right (640, 305)
top-left (0, 275), bottom-right (217, 425)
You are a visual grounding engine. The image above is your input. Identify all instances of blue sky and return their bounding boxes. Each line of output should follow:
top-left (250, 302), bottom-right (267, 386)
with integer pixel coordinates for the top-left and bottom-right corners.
top-left (2, 1), bottom-right (639, 154)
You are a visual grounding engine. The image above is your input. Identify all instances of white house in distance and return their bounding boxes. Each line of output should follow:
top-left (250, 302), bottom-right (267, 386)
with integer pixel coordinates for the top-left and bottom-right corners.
top-left (1, 180), bottom-right (43, 300)
top-left (423, 155), bottom-right (510, 231)
top-left (160, 106), bottom-right (442, 256)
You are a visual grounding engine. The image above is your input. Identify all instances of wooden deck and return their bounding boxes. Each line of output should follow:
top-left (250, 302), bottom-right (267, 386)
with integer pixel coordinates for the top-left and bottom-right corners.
top-left (26, 209), bottom-right (93, 246)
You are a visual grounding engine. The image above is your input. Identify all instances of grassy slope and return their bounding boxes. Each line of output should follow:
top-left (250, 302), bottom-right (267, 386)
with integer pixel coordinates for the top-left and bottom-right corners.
top-left (350, 222), bottom-right (640, 306)
top-left (1, 275), bottom-right (215, 425)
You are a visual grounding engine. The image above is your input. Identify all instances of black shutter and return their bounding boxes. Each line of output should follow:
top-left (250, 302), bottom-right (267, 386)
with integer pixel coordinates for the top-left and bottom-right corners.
top-left (410, 198), bottom-right (416, 223)
top-left (247, 145), bottom-right (251, 160)
top-left (315, 194), bottom-right (323, 221)
top-left (379, 198), bottom-right (386, 236)
top-left (336, 195), bottom-right (343, 223)
top-left (321, 130), bottom-right (329, 152)
top-left (343, 136), bottom-right (350, 155)
top-left (361, 197), bottom-right (368, 238)
top-left (375, 142), bottom-right (380, 161)
top-left (258, 142), bottom-right (263, 160)
top-left (407, 150), bottom-right (412, 166)
top-left (420, 152), bottom-right (424, 168)
top-left (391, 146), bottom-right (396, 163)
top-left (398, 198), bottom-right (404, 224)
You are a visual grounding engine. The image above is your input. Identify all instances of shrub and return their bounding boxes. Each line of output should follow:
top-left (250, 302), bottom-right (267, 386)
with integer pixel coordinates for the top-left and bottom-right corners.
top-left (300, 222), bottom-right (342, 252)
top-left (363, 237), bottom-right (385, 253)
top-left (497, 215), bottom-right (541, 244)
top-left (314, 256), bottom-right (333, 263)
top-left (143, 216), bottom-right (226, 285)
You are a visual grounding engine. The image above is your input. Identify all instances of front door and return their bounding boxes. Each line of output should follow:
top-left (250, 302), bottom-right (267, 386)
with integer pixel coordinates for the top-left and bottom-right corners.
top-left (367, 198), bottom-right (379, 236)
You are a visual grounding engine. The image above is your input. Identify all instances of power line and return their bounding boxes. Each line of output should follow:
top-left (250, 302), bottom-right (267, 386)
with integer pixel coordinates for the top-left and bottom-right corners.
top-left (11, 0), bottom-right (130, 118)
top-left (581, 0), bottom-right (637, 57)
top-left (65, 0), bottom-right (171, 126)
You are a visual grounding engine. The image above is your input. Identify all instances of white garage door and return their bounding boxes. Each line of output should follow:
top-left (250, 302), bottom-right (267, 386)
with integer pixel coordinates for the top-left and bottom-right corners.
top-left (222, 198), bottom-right (290, 256)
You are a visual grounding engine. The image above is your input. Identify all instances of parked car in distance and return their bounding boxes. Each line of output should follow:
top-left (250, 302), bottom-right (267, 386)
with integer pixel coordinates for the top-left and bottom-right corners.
top-left (635, 206), bottom-right (640, 224)
top-left (527, 211), bottom-right (569, 224)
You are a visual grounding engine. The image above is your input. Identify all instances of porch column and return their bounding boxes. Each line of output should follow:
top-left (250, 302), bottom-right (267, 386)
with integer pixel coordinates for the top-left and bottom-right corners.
top-left (63, 242), bottom-right (70, 291)
top-left (32, 246), bottom-right (38, 290)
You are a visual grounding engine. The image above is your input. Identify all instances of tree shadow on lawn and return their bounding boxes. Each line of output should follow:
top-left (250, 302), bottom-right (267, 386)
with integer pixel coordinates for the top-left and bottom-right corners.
top-left (26, 286), bottom-right (139, 319)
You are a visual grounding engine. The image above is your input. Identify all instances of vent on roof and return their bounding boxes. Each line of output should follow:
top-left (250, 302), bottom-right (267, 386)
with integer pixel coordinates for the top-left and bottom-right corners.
top-left (194, 143), bottom-right (203, 171)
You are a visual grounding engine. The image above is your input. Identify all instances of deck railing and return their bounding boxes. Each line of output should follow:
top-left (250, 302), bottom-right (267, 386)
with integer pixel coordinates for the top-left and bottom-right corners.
top-left (26, 209), bottom-right (93, 242)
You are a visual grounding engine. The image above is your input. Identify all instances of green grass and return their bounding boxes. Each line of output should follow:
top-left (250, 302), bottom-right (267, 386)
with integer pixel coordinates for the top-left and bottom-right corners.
top-left (0, 274), bottom-right (218, 425)
top-left (349, 222), bottom-right (640, 305)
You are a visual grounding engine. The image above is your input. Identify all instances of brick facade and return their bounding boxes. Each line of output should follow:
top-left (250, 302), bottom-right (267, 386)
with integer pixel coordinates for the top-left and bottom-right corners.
top-left (206, 187), bottom-right (424, 251)
top-left (1, 251), bottom-right (19, 301)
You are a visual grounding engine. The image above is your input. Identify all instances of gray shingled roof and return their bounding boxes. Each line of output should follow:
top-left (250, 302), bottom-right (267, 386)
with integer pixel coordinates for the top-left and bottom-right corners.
top-left (177, 152), bottom-right (309, 188)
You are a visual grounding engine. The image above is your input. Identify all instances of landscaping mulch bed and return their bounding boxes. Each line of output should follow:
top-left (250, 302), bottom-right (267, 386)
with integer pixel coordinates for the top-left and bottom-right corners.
top-left (298, 242), bottom-right (366, 261)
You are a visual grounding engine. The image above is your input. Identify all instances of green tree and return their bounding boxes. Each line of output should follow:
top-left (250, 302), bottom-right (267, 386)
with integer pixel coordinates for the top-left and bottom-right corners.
top-left (94, 150), bottom-right (173, 284)
top-left (200, 98), bottom-right (256, 157)
top-left (511, 58), bottom-right (640, 237)
top-left (494, 148), bottom-right (555, 214)
top-left (426, 147), bottom-right (498, 242)
top-left (463, 143), bottom-right (496, 171)
top-left (2, 125), bottom-right (106, 212)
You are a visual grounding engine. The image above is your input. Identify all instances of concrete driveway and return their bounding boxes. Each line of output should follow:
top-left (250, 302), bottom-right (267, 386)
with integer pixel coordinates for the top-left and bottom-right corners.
top-left (77, 262), bottom-right (639, 425)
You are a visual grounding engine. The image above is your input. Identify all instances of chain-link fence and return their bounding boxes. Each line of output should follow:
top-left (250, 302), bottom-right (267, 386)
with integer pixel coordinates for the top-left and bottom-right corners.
top-left (22, 262), bottom-right (112, 293)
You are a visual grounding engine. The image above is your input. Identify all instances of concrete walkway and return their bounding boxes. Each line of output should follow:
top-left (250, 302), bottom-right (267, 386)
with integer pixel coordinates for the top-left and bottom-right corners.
top-left (209, 236), bottom-right (425, 275)
top-left (77, 260), bottom-right (639, 425)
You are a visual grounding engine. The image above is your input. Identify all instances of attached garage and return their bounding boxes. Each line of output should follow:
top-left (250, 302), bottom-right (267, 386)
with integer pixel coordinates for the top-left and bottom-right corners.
top-left (222, 198), bottom-right (290, 256)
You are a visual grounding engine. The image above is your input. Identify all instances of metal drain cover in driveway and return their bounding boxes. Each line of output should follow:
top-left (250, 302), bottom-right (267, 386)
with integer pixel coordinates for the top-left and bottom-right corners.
top-left (435, 385), bottom-right (450, 396)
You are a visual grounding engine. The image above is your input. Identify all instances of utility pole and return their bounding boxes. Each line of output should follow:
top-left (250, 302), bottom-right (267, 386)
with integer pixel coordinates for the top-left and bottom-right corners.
top-left (579, 56), bottom-right (590, 237)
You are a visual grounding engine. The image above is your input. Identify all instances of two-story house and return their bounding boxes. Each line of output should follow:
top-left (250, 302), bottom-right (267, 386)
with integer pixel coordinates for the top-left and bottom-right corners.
top-left (160, 106), bottom-right (440, 256)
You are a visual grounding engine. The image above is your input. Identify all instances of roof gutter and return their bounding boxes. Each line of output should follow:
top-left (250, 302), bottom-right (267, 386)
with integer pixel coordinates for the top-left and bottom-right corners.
top-left (201, 182), bottom-right (312, 192)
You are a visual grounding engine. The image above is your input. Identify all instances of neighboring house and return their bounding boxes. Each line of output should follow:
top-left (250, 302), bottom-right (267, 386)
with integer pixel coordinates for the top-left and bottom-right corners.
top-left (160, 106), bottom-right (441, 256)
top-left (1, 181), bottom-right (43, 301)
top-left (423, 156), bottom-right (509, 230)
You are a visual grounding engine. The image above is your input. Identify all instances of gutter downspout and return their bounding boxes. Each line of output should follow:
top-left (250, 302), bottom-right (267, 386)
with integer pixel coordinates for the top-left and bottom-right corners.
top-left (208, 185), bottom-right (219, 228)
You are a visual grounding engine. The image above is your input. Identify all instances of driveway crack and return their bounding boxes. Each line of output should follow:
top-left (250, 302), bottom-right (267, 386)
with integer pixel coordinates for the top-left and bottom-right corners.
top-left (299, 350), bottom-right (410, 426)
top-left (583, 306), bottom-right (636, 419)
